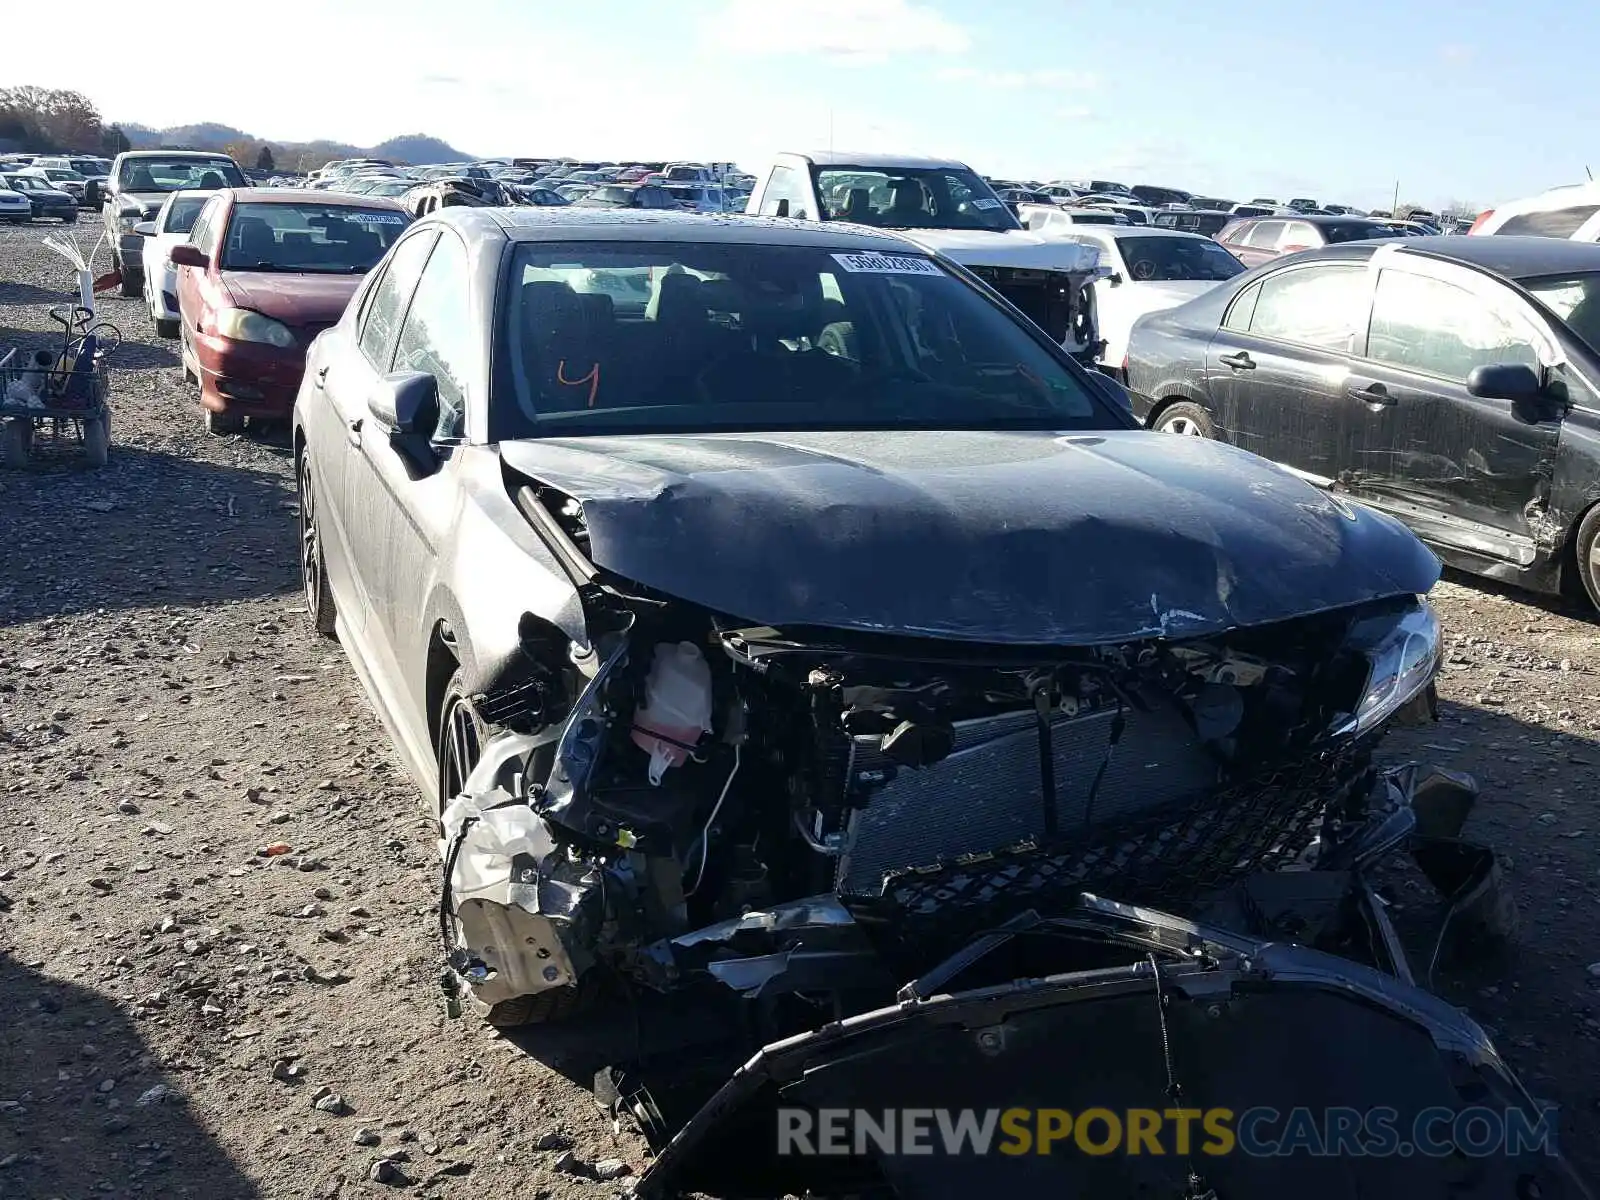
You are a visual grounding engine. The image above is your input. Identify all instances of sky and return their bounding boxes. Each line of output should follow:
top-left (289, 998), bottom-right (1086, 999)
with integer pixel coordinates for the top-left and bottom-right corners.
top-left (9, 0), bottom-right (1594, 211)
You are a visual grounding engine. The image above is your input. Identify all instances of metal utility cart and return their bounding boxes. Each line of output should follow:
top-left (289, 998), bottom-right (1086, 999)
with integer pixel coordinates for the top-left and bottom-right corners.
top-left (0, 305), bottom-right (119, 469)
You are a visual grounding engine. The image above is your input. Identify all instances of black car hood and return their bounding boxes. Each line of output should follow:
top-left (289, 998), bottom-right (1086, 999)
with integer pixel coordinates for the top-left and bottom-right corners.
top-left (498, 430), bottom-right (1439, 645)
top-left (636, 900), bottom-right (1585, 1200)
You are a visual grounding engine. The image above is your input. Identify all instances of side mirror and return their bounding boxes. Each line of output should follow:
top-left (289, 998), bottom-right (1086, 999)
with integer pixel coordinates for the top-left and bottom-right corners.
top-left (1466, 362), bottom-right (1540, 402)
top-left (1107, 272), bottom-right (1124, 287)
top-left (370, 371), bottom-right (443, 477)
top-left (1467, 362), bottom-right (1548, 423)
top-left (368, 370), bottom-right (438, 434)
top-left (133, 221), bottom-right (156, 237)
top-left (169, 243), bottom-right (208, 268)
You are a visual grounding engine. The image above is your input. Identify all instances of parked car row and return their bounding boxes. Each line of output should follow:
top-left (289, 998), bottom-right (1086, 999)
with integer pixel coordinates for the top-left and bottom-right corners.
top-left (0, 152), bottom-right (111, 209)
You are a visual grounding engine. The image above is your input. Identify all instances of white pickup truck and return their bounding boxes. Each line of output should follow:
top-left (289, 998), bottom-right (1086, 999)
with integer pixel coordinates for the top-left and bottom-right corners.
top-left (745, 152), bottom-right (1108, 365)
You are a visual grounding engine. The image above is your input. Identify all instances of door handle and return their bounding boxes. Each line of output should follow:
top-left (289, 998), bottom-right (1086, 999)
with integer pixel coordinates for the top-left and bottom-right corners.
top-left (313, 365), bottom-right (329, 390)
top-left (1218, 351), bottom-right (1255, 370)
top-left (347, 417), bottom-right (363, 447)
top-left (1347, 381), bottom-right (1395, 406)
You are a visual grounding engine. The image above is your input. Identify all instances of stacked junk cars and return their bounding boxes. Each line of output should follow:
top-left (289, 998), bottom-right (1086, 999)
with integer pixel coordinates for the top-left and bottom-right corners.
top-left (432, 454), bottom-right (1573, 1197)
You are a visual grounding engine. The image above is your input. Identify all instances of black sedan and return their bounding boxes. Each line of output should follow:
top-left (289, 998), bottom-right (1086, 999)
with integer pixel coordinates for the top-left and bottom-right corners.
top-left (293, 208), bottom-right (1445, 1029)
top-left (1127, 235), bottom-right (1600, 609)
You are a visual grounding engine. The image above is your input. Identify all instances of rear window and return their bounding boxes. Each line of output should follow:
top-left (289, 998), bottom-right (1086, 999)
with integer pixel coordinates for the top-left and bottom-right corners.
top-left (1495, 205), bottom-right (1600, 239)
top-left (1321, 220), bottom-right (1397, 244)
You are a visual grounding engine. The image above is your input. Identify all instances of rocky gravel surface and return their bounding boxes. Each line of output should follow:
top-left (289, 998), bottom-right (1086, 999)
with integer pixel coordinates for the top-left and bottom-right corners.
top-left (1, 226), bottom-right (642, 1199)
top-left (3, 218), bottom-right (1600, 1196)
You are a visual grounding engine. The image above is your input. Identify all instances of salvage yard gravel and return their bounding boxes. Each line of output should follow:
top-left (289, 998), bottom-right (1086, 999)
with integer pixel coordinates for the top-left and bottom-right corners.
top-left (1, 219), bottom-right (1599, 1195)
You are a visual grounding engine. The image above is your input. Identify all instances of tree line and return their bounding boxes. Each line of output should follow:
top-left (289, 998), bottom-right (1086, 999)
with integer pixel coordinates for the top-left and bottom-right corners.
top-left (0, 86), bottom-right (130, 156)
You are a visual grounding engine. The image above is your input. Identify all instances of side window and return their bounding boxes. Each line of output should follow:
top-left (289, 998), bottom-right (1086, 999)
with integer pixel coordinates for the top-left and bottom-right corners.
top-left (760, 165), bottom-right (809, 219)
top-left (392, 234), bottom-right (472, 440)
top-left (1366, 270), bottom-right (1541, 381)
top-left (1244, 220), bottom-right (1286, 248)
top-left (1495, 205), bottom-right (1600, 238)
top-left (357, 232), bottom-right (437, 370)
top-left (1218, 219), bottom-right (1248, 243)
top-left (1222, 281), bottom-right (1261, 332)
top-left (1248, 264), bottom-right (1366, 350)
top-left (191, 198), bottom-right (221, 256)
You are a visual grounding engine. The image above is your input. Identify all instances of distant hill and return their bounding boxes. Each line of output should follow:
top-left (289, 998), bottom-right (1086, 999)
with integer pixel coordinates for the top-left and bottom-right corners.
top-left (117, 121), bottom-right (473, 170)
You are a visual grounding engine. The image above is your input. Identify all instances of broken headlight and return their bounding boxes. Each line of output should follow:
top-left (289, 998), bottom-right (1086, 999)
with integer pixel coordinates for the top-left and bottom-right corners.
top-left (1334, 599), bottom-right (1441, 738)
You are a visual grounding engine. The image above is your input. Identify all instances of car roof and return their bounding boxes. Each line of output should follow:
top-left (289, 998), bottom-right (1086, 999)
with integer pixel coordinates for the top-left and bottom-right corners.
top-left (223, 187), bottom-right (406, 209)
top-left (794, 151), bottom-right (970, 170)
top-left (117, 150), bottom-right (234, 160)
top-left (1391, 234), bottom-right (1600, 279)
top-left (1099, 226), bottom-right (1214, 240)
top-left (470, 207), bottom-right (929, 251)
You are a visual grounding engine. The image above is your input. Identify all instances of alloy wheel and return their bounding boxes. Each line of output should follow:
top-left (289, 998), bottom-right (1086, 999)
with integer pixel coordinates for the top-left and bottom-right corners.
top-left (439, 693), bottom-right (484, 803)
top-left (1161, 415), bottom-right (1204, 435)
top-left (299, 458), bottom-right (320, 615)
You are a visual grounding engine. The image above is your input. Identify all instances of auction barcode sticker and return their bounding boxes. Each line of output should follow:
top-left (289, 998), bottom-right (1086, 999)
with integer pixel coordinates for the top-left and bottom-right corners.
top-left (832, 252), bottom-right (943, 276)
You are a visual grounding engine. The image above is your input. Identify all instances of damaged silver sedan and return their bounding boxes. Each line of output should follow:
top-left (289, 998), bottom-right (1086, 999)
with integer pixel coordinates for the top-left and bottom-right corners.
top-left (294, 207), bottom-right (1458, 1031)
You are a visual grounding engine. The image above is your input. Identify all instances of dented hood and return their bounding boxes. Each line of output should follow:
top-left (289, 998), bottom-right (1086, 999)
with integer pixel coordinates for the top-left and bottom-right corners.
top-left (498, 429), bottom-right (1439, 644)
top-left (219, 271), bottom-right (366, 326)
top-left (897, 226), bottom-right (1102, 274)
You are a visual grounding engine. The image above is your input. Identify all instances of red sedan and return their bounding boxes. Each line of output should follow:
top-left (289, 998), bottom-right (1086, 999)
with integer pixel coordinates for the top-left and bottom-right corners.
top-left (172, 189), bottom-right (410, 433)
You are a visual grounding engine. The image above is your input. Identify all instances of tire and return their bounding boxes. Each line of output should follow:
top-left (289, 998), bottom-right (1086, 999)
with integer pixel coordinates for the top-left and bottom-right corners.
top-left (1, 419), bottom-right (30, 470)
top-left (1152, 400), bottom-right (1216, 438)
top-left (1573, 505), bottom-right (1600, 614)
top-left (82, 416), bottom-right (109, 467)
top-left (67, 211), bottom-right (79, 224)
top-left (204, 408), bottom-right (245, 435)
top-left (118, 258), bottom-right (139, 297)
top-left (154, 317), bottom-right (179, 340)
top-left (479, 974), bottom-right (602, 1028)
top-left (298, 451), bottom-right (338, 637)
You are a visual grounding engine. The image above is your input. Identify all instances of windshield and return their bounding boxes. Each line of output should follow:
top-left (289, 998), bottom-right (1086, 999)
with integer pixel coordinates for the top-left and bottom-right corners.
top-left (1114, 236), bottom-right (1246, 282)
top-left (44, 169), bottom-right (83, 182)
top-left (4, 175), bottom-right (46, 193)
top-left (220, 202), bottom-right (410, 273)
top-left (119, 156), bottom-right (245, 192)
top-left (163, 195), bottom-right (211, 234)
top-left (496, 241), bottom-right (1106, 441)
top-left (1523, 273), bottom-right (1600, 355)
top-left (813, 166), bottom-right (1020, 232)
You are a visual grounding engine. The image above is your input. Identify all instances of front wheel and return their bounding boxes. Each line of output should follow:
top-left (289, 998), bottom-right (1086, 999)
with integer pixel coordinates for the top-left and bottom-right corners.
top-left (204, 408), bottom-right (245, 435)
top-left (118, 259), bottom-right (139, 297)
top-left (1152, 400), bottom-right (1216, 438)
top-left (154, 317), bottom-right (179, 340)
top-left (1573, 505), bottom-right (1600, 614)
top-left (436, 670), bottom-right (487, 807)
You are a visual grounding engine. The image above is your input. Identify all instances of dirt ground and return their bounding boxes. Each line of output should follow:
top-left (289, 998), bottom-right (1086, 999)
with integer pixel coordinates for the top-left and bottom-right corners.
top-left (2, 218), bottom-right (1599, 1198)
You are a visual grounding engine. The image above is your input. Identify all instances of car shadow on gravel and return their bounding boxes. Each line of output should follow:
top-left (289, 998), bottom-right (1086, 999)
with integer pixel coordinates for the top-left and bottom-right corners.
top-left (1443, 566), bottom-right (1598, 624)
top-left (0, 444), bottom-right (299, 626)
top-left (0, 953), bottom-right (262, 1197)
top-left (1381, 699), bottom-right (1600, 1174)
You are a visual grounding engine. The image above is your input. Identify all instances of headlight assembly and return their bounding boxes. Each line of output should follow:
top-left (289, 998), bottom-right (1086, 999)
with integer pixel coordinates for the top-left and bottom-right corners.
top-left (214, 308), bottom-right (296, 349)
top-left (1331, 599), bottom-right (1441, 739)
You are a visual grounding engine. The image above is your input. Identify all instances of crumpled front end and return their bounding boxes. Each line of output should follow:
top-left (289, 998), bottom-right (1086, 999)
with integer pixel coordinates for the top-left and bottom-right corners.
top-left (435, 574), bottom-right (1458, 1020)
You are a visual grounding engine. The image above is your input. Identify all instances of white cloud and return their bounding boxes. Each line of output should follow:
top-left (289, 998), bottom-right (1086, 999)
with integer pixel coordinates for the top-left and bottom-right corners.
top-left (705, 0), bottom-right (970, 64)
top-left (936, 66), bottom-right (1100, 90)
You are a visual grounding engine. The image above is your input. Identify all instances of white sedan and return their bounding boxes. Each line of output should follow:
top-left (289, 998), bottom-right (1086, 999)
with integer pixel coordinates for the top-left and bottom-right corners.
top-left (135, 189), bottom-right (217, 339)
top-left (1053, 226), bottom-right (1247, 374)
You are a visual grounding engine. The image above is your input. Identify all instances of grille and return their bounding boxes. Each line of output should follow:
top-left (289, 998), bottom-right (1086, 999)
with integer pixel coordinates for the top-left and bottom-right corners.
top-left (835, 703), bottom-right (1220, 895)
top-left (847, 754), bottom-right (1364, 961)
